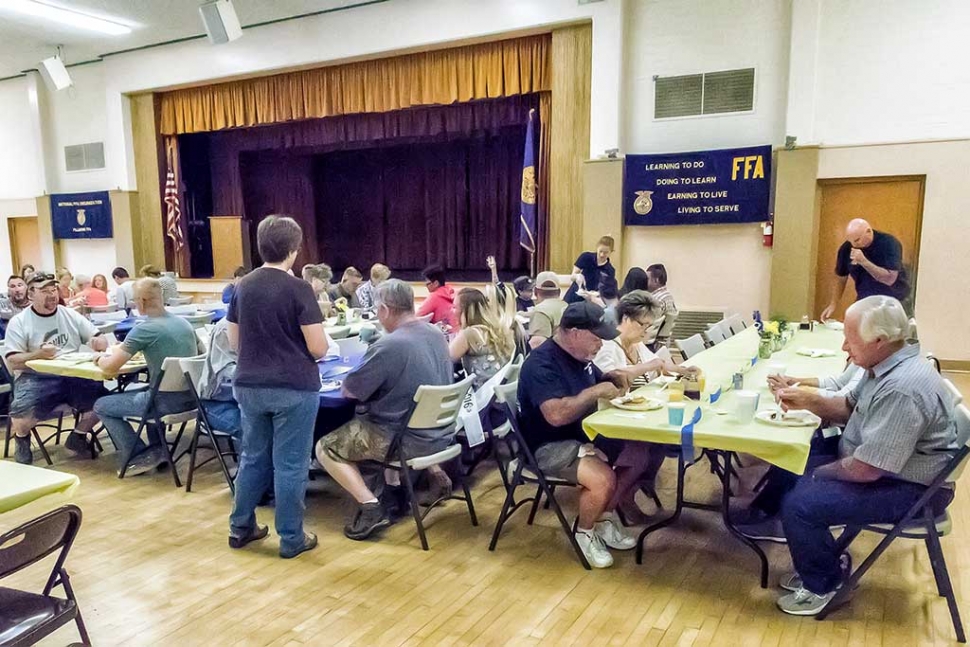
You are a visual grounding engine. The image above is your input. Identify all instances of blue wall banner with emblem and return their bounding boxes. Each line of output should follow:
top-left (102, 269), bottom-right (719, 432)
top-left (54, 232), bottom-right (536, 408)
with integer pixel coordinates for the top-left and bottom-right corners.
top-left (623, 145), bottom-right (771, 226)
top-left (51, 191), bottom-right (113, 239)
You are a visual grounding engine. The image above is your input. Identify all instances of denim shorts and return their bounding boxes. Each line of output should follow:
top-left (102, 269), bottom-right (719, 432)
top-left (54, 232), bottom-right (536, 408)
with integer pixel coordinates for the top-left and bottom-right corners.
top-left (10, 373), bottom-right (106, 419)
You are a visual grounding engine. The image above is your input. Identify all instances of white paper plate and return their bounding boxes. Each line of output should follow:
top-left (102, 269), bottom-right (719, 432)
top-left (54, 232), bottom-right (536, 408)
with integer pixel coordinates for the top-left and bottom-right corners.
top-left (796, 348), bottom-right (838, 358)
top-left (319, 379), bottom-right (342, 393)
top-left (610, 397), bottom-right (664, 412)
top-left (755, 409), bottom-right (821, 427)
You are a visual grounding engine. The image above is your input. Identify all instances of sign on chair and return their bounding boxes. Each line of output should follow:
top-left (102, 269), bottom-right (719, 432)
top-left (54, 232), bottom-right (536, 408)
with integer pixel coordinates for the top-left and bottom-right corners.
top-left (623, 145), bottom-right (771, 226)
top-left (51, 191), bottom-right (113, 239)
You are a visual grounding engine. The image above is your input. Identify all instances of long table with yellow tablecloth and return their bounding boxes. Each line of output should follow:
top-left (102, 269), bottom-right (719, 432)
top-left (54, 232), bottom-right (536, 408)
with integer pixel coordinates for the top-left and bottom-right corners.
top-left (583, 325), bottom-right (849, 586)
top-left (26, 356), bottom-right (147, 382)
top-left (0, 462), bottom-right (79, 516)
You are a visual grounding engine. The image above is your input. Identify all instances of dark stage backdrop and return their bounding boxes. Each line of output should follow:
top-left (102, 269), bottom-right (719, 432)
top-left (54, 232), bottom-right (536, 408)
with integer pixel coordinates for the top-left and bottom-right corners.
top-left (182, 94), bottom-right (540, 278)
top-left (312, 130), bottom-right (527, 279)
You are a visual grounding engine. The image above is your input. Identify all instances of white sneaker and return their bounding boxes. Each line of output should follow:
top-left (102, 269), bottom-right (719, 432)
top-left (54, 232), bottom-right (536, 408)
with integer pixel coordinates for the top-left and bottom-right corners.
top-left (595, 516), bottom-right (637, 551)
top-left (575, 530), bottom-right (613, 568)
top-left (776, 586), bottom-right (838, 616)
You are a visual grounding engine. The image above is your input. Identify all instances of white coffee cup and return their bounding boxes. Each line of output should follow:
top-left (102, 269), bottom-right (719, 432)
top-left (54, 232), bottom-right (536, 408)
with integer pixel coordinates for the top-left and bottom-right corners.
top-left (767, 362), bottom-right (787, 377)
top-left (734, 390), bottom-right (760, 422)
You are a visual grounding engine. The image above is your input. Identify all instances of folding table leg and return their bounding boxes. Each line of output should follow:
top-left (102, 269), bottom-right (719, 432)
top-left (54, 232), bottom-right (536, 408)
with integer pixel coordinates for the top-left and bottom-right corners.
top-left (718, 449), bottom-right (768, 588)
top-left (636, 453), bottom-right (687, 565)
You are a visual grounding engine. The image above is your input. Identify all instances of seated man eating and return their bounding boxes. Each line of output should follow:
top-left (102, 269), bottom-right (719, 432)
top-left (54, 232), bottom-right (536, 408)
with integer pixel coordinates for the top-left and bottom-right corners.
top-left (316, 279), bottom-right (454, 541)
top-left (93, 279), bottom-right (203, 475)
top-left (772, 295), bottom-right (957, 616)
top-left (518, 301), bottom-right (640, 568)
top-left (4, 272), bottom-right (109, 463)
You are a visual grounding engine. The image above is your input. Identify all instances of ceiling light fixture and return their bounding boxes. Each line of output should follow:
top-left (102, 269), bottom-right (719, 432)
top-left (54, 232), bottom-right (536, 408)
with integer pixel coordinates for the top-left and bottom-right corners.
top-left (3, 0), bottom-right (131, 36)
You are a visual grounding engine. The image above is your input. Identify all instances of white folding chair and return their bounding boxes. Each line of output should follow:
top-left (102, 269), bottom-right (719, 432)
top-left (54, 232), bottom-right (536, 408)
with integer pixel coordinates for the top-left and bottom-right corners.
top-left (677, 334), bottom-right (706, 360)
top-left (119, 356), bottom-right (201, 487)
top-left (704, 322), bottom-right (727, 346)
top-left (943, 379), bottom-right (963, 406)
top-left (166, 296), bottom-right (193, 307)
top-left (179, 356), bottom-right (237, 494)
top-left (726, 314), bottom-right (745, 336)
top-left (384, 374), bottom-right (477, 550)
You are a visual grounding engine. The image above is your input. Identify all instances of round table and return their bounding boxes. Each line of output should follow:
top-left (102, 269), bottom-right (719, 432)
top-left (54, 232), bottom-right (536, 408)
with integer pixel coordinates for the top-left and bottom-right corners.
top-left (313, 337), bottom-right (368, 439)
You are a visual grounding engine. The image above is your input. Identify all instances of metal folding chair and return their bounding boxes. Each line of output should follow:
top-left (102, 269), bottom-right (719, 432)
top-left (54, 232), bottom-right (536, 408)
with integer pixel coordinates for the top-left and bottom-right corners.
top-left (817, 403), bottom-right (970, 643)
top-left (179, 355), bottom-right (238, 494)
top-left (676, 333), bottom-right (706, 360)
top-left (488, 382), bottom-right (592, 570)
top-left (0, 505), bottom-right (90, 646)
top-left (382, 374), bottom-right (478, 550)
top-left (704, 322), bottom-right (727, 346)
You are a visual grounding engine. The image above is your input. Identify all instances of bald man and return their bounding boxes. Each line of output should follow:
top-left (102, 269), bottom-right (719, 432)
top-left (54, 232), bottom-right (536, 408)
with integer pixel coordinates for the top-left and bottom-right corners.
top-left (821, 219), bottom-right (909, 321)
top-left (94, 278), bottom-right (203, 476)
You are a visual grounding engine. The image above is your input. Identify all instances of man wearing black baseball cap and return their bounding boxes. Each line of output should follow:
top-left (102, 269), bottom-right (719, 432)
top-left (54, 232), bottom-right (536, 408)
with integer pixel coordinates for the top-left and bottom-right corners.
top-left (3, 271), bottom-right (109, 464)
top-left (517, 301), bottom-right (638, 568)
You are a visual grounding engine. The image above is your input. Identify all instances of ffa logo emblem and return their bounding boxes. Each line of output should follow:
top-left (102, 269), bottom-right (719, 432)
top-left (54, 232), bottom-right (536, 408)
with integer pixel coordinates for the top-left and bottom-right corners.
top-left (521, 166), bottom-right (536, 205)
top-left (76, 208), bottom-right (86, 226)
top-left (633, 191), bottom-right (654, 215)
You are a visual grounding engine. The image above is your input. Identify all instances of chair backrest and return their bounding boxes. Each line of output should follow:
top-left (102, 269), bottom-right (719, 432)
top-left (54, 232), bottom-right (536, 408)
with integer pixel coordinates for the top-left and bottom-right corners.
top-left (907, 317), bottom-right (919, 342)
top-left (677, 333), bottom-right (706, 360)
top-left (947, 404), bottom-right (970, 482)
top-left (88, 304), bottom-right (118, 314)
top-left (167, 296), bottom-right (193, 307)
top-left (179, 356), bottom-right (207, 393)
top-left (158, 355), bottom-right (203, 393)
top-left (0, 505), bottom-right (81, 586)
top-left (504, 354), bottom-right (525, 384)
top-left (195, 328), bottom-right (210, 353)
top-left (704, 322), bottom-right (726, 345)
top-left (656, 309), bottom-right (678, 340)
top-left (726, 314), bottom-right (745, 336)
top-left (943, 379), bottom-right (963, 406)
top-left (494, 381), bottom-right (518, 410)
top-left (407, 374), bottom-right (476, 430)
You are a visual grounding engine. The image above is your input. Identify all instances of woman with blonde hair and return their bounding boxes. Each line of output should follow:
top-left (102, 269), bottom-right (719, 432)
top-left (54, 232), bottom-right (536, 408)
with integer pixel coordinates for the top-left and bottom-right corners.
top-left (92, 274), bottom-right (109, 293)
top-left (56, 268), bottom-right (74, 303)
top-left (449, 288), bottom-right (516, 389)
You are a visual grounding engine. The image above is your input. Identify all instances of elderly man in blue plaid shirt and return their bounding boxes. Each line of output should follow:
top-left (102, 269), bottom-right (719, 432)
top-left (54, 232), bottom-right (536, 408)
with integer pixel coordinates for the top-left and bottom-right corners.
top-left (771, 295), bottom-right (958, 616)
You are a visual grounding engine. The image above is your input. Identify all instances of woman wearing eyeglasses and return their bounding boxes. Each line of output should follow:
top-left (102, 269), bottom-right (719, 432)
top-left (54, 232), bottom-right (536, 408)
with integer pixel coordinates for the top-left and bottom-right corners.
top-left (592, 289), bottom-right (700, 524)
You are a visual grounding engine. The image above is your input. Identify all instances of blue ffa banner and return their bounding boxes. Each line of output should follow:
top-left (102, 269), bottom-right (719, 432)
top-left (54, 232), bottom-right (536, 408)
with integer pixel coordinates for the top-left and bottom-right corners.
top-left (51, 191), bottom-right (113, 239)
top-left (623, 145), bottom-right (771, 226)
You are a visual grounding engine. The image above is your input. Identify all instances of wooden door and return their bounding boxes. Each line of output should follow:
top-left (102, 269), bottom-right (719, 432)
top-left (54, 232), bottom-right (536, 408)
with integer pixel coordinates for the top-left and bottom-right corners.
top-left (814, 177), bottom-right (924, 320)
top-left (7, 216), bottom-right (40, 273)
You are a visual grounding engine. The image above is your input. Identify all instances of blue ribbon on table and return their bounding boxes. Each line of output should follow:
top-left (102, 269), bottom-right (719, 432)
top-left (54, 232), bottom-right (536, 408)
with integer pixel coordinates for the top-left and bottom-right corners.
top-left (751, 356), bottom-right (757, 367)
top-left (680, 406), bottom-right (704, 465)
top-left (709, 386), bottom-right (722, 404)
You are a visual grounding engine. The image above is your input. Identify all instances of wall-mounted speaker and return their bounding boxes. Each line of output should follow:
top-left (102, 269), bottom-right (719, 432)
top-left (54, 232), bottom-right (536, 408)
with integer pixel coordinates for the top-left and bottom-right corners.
top-left (40, 55), bottom-right (73, 91)
top-left (199, 0), bottom-right (242, 45)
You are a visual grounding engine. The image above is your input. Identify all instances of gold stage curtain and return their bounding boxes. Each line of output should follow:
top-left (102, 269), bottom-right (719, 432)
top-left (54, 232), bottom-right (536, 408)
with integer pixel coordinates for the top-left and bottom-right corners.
top-left (160, 35), bottom-right (551, 135)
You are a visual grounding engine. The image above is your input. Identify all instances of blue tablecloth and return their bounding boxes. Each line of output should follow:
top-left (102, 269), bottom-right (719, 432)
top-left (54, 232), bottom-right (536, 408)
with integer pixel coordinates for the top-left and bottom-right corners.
top-left (113, 308), bottom-right (227, 339)
top-left (318, 338), bottom-right (367, 408)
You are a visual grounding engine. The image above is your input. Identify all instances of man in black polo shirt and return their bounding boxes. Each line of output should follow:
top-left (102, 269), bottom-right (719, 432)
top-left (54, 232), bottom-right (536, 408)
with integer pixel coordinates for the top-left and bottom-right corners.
top-left (821, 219), bottom-right (909, 320)
top-left (518, 301), bottom-right (636, 568)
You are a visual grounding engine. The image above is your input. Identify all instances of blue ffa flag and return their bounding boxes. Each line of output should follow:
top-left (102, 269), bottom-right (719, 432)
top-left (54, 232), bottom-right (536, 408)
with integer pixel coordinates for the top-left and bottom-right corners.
top-left (50, 191), bottom-right (113, 239)
top-left (518, 109), bottom-right (537, 254)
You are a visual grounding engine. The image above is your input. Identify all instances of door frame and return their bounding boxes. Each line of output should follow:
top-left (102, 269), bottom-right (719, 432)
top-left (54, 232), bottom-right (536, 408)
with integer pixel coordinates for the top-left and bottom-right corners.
top-left (815, 174), bottom-right (926, 313)
top-left (7, 214), bottom-right (41, 275)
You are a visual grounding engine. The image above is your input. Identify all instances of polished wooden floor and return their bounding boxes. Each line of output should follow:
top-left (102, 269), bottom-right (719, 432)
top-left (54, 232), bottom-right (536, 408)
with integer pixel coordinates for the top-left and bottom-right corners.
top-left (6, 372), bottom-right (970, 646)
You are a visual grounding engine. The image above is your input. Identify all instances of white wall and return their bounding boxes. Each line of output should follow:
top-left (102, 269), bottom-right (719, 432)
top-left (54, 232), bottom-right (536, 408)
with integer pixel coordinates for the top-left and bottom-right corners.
top-left (40, 63), bottom-right (112, 194)
top-left (818, 140), bottom-right (970, 362)
top-left (56, 239), bottom-right (117, 280)
top-left (0, 76), bottom-right (46, 199)
top-left (620, 0), bottom-right (790, 318)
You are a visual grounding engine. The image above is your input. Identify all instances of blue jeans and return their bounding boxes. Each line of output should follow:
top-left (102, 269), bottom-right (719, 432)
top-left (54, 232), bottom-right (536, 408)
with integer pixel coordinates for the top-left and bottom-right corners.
top-left (202, 400), bottom-right (242, 436)
top-left (93, 390), bottom-right (195, 465)
top-left (229, 386), bottom-right (318, 553)
top-left (782, 473), bottom-right (929, 594)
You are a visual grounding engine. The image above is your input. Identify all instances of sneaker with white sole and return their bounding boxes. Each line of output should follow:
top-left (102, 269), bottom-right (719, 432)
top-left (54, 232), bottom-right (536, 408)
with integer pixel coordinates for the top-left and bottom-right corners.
top-left (575, 530), bottom-right (613, 568)
top-left (780, 553), bottom-right (851, 592)
top-left (594, 516), bottom-right (637, 551)
top-left (736, 517), bottom-right (787, 544)
top-left (777, 586), bottom-right (838, 616)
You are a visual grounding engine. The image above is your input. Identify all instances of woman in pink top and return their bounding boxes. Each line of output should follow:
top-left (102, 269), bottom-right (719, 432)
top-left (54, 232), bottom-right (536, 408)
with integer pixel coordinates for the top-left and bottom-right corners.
top-left (68, 274), bottom-right (109, 307)
top-left (417, 265), bottom-right (457, 332)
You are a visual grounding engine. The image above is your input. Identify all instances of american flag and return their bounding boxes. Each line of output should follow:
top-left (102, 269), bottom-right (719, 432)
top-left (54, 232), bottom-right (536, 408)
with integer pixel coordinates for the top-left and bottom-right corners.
top-left (164, 164), bottom-right (185, 252)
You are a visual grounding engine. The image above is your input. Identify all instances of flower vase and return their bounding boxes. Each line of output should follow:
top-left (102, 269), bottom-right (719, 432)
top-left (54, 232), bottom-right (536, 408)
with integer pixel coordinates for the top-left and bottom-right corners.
top-left (772, 336), bottom-right (783, 352)
top-left (758, 338), bottom-right (773, 359)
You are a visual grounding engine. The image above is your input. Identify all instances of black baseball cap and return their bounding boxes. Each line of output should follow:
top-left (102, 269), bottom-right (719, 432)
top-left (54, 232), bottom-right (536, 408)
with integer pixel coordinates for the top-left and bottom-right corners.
top-left (560, 301), bottom-right (617, 340)
top-left (513, 276), bottom-right (535, 293)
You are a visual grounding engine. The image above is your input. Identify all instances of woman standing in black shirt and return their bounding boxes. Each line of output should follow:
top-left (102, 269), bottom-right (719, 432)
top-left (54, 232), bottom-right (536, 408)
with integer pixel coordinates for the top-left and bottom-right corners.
top-left (564, 235), bottom-right (616, 303)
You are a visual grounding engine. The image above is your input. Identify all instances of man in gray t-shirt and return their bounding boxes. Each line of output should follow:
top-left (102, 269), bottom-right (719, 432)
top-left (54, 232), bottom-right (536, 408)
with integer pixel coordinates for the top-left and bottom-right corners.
top-left (316, 279), bottom-right (453, 541)
top-left (771, 296), bottom-right (958, 617)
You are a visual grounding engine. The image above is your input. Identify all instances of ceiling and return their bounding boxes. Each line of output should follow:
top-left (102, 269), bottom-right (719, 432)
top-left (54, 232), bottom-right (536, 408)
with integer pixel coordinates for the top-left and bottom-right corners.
top-left (0, 0), bottom-right (383, 79)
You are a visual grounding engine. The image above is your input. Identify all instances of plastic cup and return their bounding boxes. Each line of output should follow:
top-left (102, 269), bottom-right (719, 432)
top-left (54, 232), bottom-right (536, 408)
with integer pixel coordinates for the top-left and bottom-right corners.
top-left (667, 390), bottom-right (684, 403)
top-left (668, 402), bottom-right (686, 426)
top-left (734, 390), bottom-right (760, 422)
top-left (767, 362), bottom-right (787, 377)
